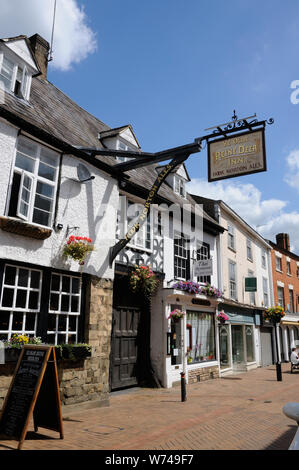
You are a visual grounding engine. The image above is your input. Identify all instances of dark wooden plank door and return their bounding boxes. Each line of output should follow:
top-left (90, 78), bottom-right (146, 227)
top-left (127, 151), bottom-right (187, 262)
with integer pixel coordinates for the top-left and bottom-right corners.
top-left (110, 306), bottom-right (141, 390)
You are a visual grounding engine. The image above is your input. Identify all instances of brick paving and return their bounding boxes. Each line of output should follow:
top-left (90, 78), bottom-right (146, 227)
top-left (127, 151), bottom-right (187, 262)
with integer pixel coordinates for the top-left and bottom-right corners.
top-left (0, 363), bottom-right (298, 451)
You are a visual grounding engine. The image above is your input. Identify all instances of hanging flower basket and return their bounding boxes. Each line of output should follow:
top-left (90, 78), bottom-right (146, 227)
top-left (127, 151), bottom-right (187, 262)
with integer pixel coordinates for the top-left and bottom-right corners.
top-left (168, 309), bottom-right (185, 322)
top-left (264, 306), bottom-right (285, 324)
top-left (129, 265), bottom-right (159, 298)
top-left (63, 236), bottom-right (94, 265)
top-left (217, 311), bottom-right (229, 324)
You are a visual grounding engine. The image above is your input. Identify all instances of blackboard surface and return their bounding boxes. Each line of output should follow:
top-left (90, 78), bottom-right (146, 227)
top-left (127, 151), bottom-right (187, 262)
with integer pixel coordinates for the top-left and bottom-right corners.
top-left (0, 345), bottom-right (63, 449)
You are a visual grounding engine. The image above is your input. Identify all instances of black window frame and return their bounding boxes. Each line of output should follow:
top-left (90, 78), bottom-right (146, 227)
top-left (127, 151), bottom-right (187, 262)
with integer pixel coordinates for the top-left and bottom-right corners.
top-left (0, 259), bottom-right (86, 344)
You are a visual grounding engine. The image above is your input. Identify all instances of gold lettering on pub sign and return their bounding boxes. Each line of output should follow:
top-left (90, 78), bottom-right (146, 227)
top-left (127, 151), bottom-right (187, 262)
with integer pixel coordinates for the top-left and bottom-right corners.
top-left (208, 129), bottom-right (265, 181)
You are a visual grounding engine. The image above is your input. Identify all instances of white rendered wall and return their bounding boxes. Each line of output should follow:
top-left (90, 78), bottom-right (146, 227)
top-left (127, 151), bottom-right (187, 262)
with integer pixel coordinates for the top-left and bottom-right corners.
top-left (0, 119), bottom-right (119, 280)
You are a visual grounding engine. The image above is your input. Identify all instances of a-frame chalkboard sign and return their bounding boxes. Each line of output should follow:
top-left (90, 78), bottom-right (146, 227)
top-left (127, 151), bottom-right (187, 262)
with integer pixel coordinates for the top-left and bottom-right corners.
top-left (0, 345), bottom-right (63, 450)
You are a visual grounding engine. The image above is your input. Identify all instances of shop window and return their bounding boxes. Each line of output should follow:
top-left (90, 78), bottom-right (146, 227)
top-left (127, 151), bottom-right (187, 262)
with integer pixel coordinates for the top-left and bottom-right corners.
top-left (219, 324), bottom-right (230, 369)
top-left (245, 325), bottom-right (255, 362)
top-left (48, 273), bottom-right (81, 345)
top-left (186, 310), bottom-right (215, 364)
top-left (0, 264), bottom-right (42, 340)
top-left (7, 135), bottom-right (59, 228)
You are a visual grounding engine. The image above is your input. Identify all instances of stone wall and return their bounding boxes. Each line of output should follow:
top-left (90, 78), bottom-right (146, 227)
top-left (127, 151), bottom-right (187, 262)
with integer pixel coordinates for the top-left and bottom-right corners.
top-left (188, 365), bottom-right (219, 384)
top-left (0, 275), bottom-right (114, 411)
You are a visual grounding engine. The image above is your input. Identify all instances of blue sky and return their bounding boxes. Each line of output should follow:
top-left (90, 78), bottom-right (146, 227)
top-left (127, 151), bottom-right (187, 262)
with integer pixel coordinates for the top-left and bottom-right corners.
top-left (1, 0), bottom-right (299, 249)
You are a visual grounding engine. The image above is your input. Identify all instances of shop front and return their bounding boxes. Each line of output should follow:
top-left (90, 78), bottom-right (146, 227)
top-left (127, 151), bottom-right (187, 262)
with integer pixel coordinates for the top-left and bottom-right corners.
top-left (218, 304), bottom-right (260, 374)
top-left (151, 287), bottom-right (222, 388)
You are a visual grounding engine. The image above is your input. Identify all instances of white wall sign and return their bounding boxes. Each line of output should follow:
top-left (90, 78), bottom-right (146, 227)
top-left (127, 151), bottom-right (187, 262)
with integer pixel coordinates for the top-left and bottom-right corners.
top-left (193, 259), bottom-right (213, 277)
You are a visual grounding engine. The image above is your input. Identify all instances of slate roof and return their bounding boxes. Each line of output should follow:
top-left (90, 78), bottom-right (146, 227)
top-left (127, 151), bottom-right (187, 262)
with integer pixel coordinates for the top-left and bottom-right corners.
top-left (0, 70), bottom-right (223, 233)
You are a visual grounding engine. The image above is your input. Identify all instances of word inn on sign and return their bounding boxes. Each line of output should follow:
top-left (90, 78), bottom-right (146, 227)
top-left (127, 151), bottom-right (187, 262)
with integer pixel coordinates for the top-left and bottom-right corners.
top-left (208, 129), bottom-right (266, 182)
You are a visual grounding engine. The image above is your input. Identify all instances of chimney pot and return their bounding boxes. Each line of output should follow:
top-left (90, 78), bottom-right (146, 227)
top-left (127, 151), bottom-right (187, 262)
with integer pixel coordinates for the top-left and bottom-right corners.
top-left (276, 233), bottom-right (290, 251)
top-left (28, 33), bottom-right (50, 80)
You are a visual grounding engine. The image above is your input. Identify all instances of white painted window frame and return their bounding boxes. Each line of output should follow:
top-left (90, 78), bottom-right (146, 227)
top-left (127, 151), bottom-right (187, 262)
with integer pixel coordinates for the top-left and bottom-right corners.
top-left (8, 136), bottom-right (59, 228)
top-left (0, 50), bottom-right (31, 100)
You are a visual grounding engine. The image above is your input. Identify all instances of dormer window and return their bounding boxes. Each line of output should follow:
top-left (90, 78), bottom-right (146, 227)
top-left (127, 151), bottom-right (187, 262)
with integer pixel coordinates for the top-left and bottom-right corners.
top-left (0, 53), bottom-right (31, 100)
top-left (174, 176), bottom-right (186, 198)
top-left (116, 140), bottom-right (129, 163)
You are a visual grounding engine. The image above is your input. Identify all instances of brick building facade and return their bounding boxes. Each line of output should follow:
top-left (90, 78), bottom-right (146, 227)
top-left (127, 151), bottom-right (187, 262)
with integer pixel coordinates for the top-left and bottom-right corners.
top-left (269, 233), bottom-right (299, 313)
top-left (268, 233), bottom-right (299, 362)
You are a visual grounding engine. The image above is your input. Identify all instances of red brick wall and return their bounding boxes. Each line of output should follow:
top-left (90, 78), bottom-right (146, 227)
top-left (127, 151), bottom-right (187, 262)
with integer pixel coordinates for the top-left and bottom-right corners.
top-left (271, 249), bottom-right (299, 312)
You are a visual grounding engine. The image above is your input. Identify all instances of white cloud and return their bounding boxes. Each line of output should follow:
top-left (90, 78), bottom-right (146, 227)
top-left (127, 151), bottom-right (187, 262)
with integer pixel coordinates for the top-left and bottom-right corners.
top-left (187, 178), bottom-right (299, 253)
top-left (284, 149), bottom-right (299, 192)
top-left (187, 178), bottom-right (287, 227)
top-left (0, 0), bottom-right (97, 71)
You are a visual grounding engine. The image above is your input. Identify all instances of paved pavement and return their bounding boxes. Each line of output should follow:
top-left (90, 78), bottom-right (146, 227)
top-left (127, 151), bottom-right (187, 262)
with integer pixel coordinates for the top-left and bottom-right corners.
top-left (0, 363), bottom-right (299, 451)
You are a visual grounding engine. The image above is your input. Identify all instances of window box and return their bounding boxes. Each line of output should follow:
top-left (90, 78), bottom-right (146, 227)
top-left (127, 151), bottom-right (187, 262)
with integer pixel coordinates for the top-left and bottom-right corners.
top-left (0, 216), bottom-right (52, 240)
top-left (2, 344), bottom-right (92, 363)
top-left (54, 344), bottom-right (92, 362)
top-left (4, 347), bottom-right (21, 363)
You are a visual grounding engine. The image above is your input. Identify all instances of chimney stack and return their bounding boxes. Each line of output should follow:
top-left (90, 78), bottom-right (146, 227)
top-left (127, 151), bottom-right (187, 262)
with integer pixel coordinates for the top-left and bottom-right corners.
top-left (276, 233), bottom-right (290, 251)
top-left (28, 34), bottom-right (50, 80)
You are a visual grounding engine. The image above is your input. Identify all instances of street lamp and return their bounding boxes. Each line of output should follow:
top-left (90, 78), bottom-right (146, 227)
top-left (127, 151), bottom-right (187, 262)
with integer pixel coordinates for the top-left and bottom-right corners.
top-left (264, 306), bottom-right (285, 381)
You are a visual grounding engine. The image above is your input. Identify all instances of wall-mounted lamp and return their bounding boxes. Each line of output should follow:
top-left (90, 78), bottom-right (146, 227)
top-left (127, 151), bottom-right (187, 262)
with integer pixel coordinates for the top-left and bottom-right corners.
top-left (66, 225), bottom-right (79, 238)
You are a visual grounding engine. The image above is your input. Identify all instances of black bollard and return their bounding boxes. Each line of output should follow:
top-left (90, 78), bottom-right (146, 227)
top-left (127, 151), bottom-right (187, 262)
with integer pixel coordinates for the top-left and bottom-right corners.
top-left (276, 362), bottom-right (282, 381)
top-left (180, 372), bottom-right (187, 402)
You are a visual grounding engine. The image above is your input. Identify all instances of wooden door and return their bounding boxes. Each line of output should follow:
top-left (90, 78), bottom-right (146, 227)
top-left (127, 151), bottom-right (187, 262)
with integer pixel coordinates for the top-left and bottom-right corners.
top-left (110, 306), bottom-right (141, 390)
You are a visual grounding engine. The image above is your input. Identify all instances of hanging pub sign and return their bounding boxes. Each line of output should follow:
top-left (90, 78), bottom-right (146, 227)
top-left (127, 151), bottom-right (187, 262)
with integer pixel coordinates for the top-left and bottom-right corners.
top-left (208, 128), bottom-right (266, 182)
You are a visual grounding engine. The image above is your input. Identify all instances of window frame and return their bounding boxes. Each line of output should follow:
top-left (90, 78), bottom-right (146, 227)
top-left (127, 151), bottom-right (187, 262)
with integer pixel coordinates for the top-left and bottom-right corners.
top-left (0, 50), bottom-right (31, 100)
top-left (261, 249), bottom-right (267, 269)
top-left (196, 241), bottom-right (211, 284)
top-left (7, 135), bottom-right (60, 229)
top-left (248, 269), bottom-right (255, 305)
top-left (263, 277), bottom-right (269, 308)
top-left (227, 224), bottom-right (236, 251)
top-left (0, 263), bottom-right (42, 340)
top-left (174, 175), bottom-right (186, 198)
top-left (0, 261), bottom-right (85, 344)
top-left (228, 260), bottom-right (237, 300)
top-left (289, 289), bottom-right (294, 313)
top-left (246, 238), bottom-right (253, 261)
top-left (186, 310), bottom-right (216, 364)
top-left (126, 199), bottom-right (152, 252)
top-left (174, 233), bottom-right (190, 281)
top-left (48, 272), bottom-right (82, 345)
top-left (275, 256), bottom-right (282, 272)
top-left (277, 286), bottom-right (285, 309)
